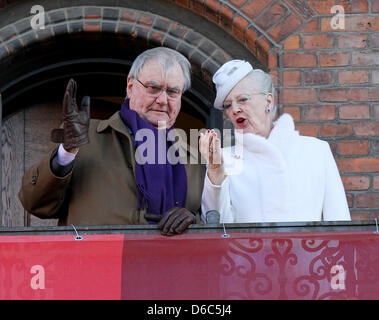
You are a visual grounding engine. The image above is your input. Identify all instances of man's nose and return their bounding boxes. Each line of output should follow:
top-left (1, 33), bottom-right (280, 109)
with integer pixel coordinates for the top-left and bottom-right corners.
top-left (155, 89), bottom-right (168, 104)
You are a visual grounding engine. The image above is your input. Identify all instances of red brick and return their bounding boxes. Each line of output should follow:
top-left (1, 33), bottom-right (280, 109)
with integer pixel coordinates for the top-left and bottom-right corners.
top-left (320, 123), bottom-right (352, 137)
top-left (138, 13), bottom-right (154, 26)
top-left (281, 88), bottom-right (318, 104)
top-left (353, 122), bottom-right (379, 136)
top-left (268, 51), bottom-right (278, 69)
top-left (338, 140), bottom-right (370, 155)
top-left (120, 10), bottom-right (138, 23)
top-left (255, 1), bottom-right (288, 31)
top-left (149, 32), bottom-right (164, 44)
top-left (298, 18), bottom-right (319, 33)
top-left (356, 193), bottom-right (379, 208)
top-left (351, 211), bottom-right (371, 221)
top-left (352, 51), bottom-right (379, 66)
top-left (341, 175), bottom-right (370, 190)
top-left (268, 13), bottom-right (302, 43)
top-left (339, 0), bottom-right (368, 13)
top-left (303, 34), bottom-right (334, 49)
top-left (304, 70), bottom-right (333, 85)
top-left (295, 123), bottom-right (319, 137)
top-left (369, 88), bottom-right (379, 101)
top-left (219, 5), bottom-right (234, 31)
top-left (256, 43), bottom-right (269, 66)
top-left (339, 105), bottom-right (370, 119)
top-left (338, 70), bottom-right (369, 84)
top-left (242, 0), bottom-right (269, 19)
top-left (84, 23), bottom-right (101, 32)
top-left (245, 27), bottom-right (259, 53)
top-left (206, 0), bottom-right (221, 11)
top-left (373, 33), bottom-right (379, 48)
top-left (373, 1), bottom-right (379, 12)
top-left (283, 35), bottom-right (300, 50)
top-left (319, 52), bottom-right (350, 67)
top-left (283, 106), bottom-right (301, 121)
top-left (174, 0), bottom-right (190, 7)
top-left (303, 105), bottom-right (336, 121)
top-left (257, 36), bottom-right (271, 54)
top-left (233, 16), bottom-right (249, 42)
top-left (336, 158), bottom-right (379, 173)
top-left (229, 0), bottom-right (248, 8)
top-left (338, 34), bottom-right (368, 49)
top-left (308, 0), bottom-right (336, 14)
top-left (320, 88), bottom-right (368, 102)
top-left (328, 141), bottom-right (337, 155)
top-left (374, 105), bottom-right (379, 120)
top-left (373, 70), bottom-right (379, 84)
top-left (169, 23), bottom-right (188, 39)
top-left (205, 0), bottom-right (221, 22)
top-left (85, 14), bottom-right (101, 19)
top-left (190, 0), bottom-right (206, 15)
top-left (282, 52), bottom-right (317, 67)
top-left (374, 176), bottom-right (379, 189)
top-left (321, 16), bottom-right (379, 32)
top-left (346, 193), bottom-right (354, 208)
top-left (282, 71), bottom-right (301, 86)
top-left (351, 0), bottom-right (368, 13)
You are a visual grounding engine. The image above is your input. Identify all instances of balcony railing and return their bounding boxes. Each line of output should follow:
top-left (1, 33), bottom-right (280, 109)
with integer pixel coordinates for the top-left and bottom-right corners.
top-left (1, 220), bottom-right (378, 300)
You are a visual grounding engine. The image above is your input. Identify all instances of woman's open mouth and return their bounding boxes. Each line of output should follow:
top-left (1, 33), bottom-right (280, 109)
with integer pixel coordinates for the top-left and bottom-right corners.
top-left (236, 117), bottom-right (246, 127)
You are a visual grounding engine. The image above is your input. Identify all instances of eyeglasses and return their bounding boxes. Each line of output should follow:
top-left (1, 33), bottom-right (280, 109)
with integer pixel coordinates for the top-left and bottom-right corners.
top-left (136, 79), bottom-right (182, 100)
top-left (222, 92), bottom-right (268, 110)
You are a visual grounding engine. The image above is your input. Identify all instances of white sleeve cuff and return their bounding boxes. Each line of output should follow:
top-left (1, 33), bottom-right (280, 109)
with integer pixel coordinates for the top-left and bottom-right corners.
top-left (57, 143), bottom-right (77, 166)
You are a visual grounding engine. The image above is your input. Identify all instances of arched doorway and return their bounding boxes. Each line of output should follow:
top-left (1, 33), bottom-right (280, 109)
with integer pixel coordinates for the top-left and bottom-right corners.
top-left (0, 1), bottom-right (260, 227)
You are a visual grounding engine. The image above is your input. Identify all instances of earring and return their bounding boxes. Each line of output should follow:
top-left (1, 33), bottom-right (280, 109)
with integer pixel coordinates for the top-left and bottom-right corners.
top-left (265, 106), bottom-right (271, 113)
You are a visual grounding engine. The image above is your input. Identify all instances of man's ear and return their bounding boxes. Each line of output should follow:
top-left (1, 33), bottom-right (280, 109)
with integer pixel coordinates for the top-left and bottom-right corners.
top-left (126, 77), bottom-right (133, 99)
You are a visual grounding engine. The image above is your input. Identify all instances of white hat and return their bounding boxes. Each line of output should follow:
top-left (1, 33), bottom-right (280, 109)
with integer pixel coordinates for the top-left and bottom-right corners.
top-left (212, 60), bottom-right (253, 110)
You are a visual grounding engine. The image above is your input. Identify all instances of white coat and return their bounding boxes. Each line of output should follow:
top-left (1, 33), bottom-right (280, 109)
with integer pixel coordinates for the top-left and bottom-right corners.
top-left (201, 113), bottom-right (351, 223)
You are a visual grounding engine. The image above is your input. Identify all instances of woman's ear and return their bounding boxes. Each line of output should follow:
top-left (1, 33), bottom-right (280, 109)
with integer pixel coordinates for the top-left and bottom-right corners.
top-left (266, 93), bottom-right (274, 108)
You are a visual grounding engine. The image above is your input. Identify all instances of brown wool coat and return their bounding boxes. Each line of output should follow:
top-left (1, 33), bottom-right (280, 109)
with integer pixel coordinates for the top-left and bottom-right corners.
top-left (18, 112), bottom-right (206, 226)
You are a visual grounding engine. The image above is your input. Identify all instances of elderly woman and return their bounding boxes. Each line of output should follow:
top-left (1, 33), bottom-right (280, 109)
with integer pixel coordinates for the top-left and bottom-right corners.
top-left (200, 60), bottom-right (351, 223)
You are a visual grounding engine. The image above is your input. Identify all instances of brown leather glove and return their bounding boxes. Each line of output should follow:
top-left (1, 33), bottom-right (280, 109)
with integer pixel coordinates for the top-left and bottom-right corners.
top-left (158, 207), bottom-right (199, 236)
top-left (51, 79), bottom-right (90, 151)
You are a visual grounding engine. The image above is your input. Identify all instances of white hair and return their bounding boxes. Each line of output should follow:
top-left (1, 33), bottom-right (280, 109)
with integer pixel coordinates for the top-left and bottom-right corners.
top-left (128, 47), bottom-right (191, 92)
top-left (247, 69), bottom-right (277, 119)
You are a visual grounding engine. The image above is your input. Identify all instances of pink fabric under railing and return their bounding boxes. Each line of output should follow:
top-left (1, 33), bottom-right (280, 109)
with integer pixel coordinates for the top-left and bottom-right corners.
top-left (1, 230), bottom-right (378, 300)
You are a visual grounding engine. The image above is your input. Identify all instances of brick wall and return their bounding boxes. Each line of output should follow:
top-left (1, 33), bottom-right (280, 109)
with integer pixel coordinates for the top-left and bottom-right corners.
top-left (0, 0), bottom-right (378, 219)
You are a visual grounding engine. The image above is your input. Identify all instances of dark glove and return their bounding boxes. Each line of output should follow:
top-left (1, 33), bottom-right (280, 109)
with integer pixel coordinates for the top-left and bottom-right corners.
top-left (51, 79), bottom-right (90, 151)
top-left (158, 207), bottom-right (198, 236)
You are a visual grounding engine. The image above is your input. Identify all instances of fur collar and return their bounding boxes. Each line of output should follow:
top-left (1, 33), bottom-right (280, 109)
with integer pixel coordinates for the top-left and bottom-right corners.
top-left (233, 113), bottom-right (298, 157)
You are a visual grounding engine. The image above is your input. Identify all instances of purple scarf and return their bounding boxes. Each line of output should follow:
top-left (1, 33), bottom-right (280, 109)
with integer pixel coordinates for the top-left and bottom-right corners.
top-left (119, 99), bottom-right (187, 219)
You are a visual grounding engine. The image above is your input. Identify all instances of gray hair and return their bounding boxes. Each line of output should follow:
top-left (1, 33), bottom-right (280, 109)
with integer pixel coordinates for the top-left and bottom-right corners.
top-left (247, 69), bottom-right (277, 119)
top-left (128, 47), bottom-right (192, 92)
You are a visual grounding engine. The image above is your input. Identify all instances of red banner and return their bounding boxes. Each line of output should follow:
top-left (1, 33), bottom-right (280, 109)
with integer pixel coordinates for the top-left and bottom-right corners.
top-left (1, 231), bottom-right (379, 300)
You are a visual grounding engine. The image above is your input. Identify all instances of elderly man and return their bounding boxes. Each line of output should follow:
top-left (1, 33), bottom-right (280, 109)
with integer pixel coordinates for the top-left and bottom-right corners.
top-left (19, 47), bottom-right (205, 236)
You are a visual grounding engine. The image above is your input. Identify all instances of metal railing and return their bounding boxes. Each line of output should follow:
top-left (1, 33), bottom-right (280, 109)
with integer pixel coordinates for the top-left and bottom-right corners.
top-left (0, 220), bottom-right (377, 236)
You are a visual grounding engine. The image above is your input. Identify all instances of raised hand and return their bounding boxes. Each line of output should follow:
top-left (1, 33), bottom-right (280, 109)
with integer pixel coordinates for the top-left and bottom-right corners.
top-left (199, 129), bottom-right (222, 169)
top-left (199, 129), bottom-right (226, 185)
top-left (51, 79), bottom-right (90, 152)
